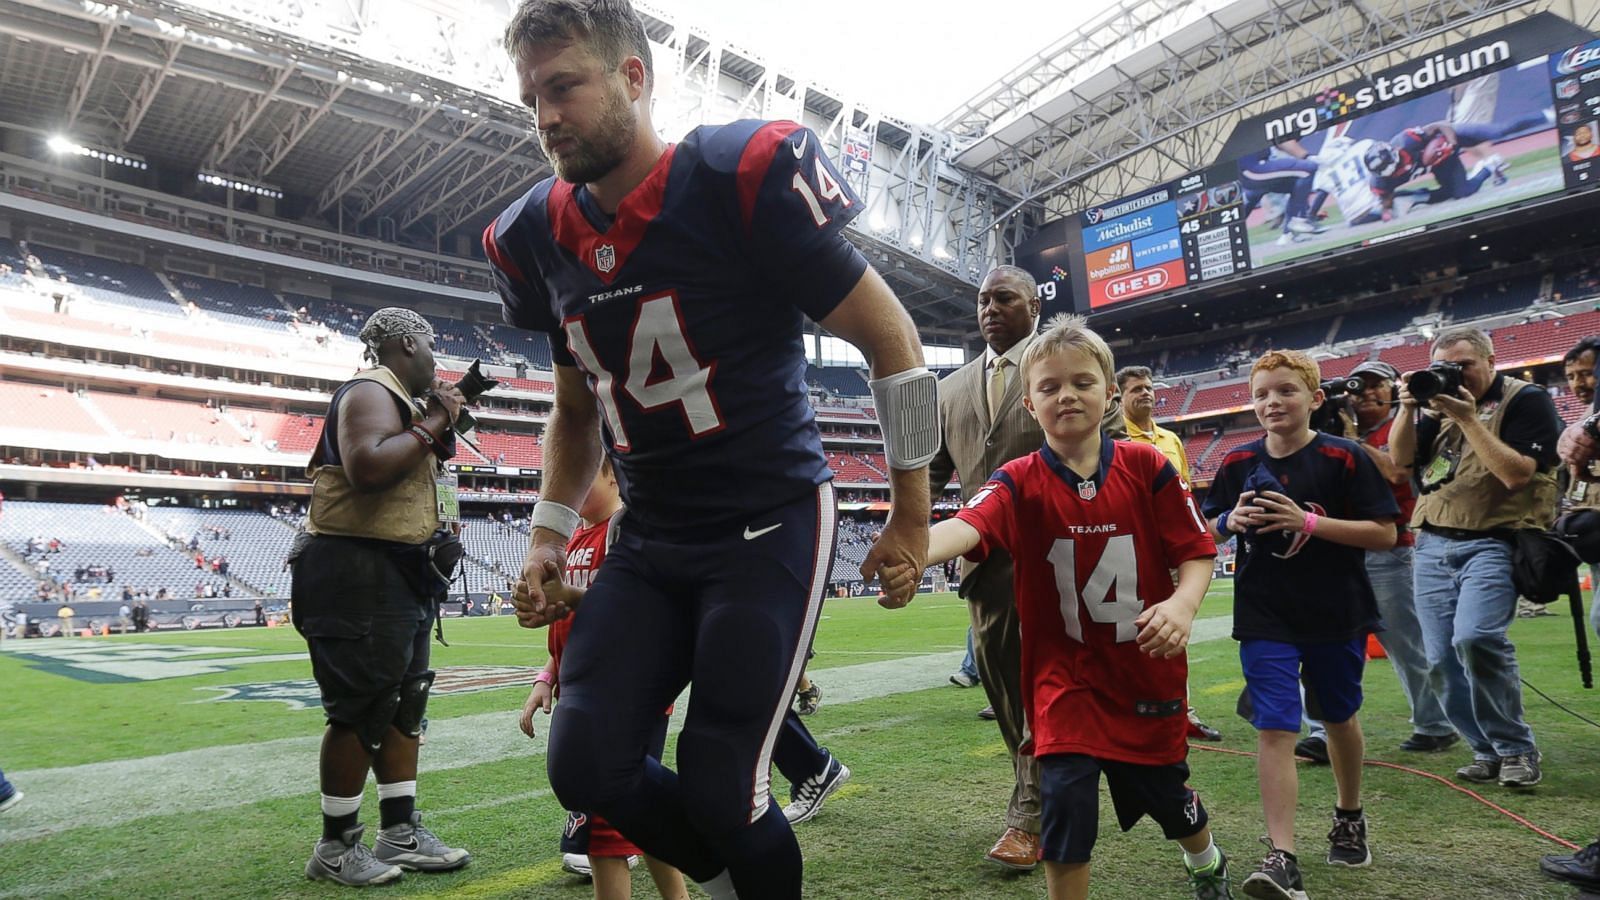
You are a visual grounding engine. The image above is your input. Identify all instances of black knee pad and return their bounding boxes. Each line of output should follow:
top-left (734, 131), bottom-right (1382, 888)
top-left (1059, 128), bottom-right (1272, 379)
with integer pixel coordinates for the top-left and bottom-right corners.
top-left (392, 670), bottom-right (435, 737)
top-left (547, 703), bottom-right (610, 813)
top-left (342, 690), bottom-right (402, 754)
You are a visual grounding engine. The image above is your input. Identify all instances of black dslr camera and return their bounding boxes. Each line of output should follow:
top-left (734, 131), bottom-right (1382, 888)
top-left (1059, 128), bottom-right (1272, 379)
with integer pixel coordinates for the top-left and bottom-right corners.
top-left (446, 359), bottom-right (499, 434)
top-left (1309, 376), bottom-right (1363, 435)
top-left (1408, 361), bottom-right (1463, 403)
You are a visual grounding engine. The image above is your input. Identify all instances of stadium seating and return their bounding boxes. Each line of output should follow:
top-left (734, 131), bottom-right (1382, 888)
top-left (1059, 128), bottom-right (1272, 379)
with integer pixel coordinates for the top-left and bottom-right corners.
top-left (1551, 266), bottom-right (1600, 303)
top-left (1192, 429), bottom-right (1261, 482)
top-left (1165, 337), bottom-right (1248, 376)
top-left (173, 274), bottom-right (294, 332)
top-left (808, 365), bottom-right (870, 398)
top-left (0, 381), bottom-right (106, 436)
top-left (28, 245), bottom-right (183, 318)
top-left (245, 410), bottom-right (324, 454)
top-left (1442, 277), bottom-right (1539, 323)
top-left (1152, 383), bottom-right (1191, 416)
top-left (1376, 341), bottom-right (1435, 375)
top-left (483, 323), bottom-right (555, 369)
top-left (140, 507), bottom-right (297, 596)
top-left (1186, 382), bottom-right (1254, 417)
top-left (1181, 432), bottom-right (1217, 473)
top-left (1489, 311), bottom-right (1600, 366)
top-left (828, 452), bottom-right (888, 484)
top-left (1316, 351), bottom-right (1371, 379)
top-left (472, 431), bottom-right (543, 467)
top-left (286, 293), bottom-right (369, 337)
top-left (1555, 391), bottom-right (1587, 424)
top-left (1334, 297), bottom-right (1429, 343)
top-left (422, 314), bottom-right (485, 359)
top-left (1251, 316), bottom-right (1336, 352)
top-left (88, 393), bottom-right (246, 447)
top-left (0, 501), bottom-right (229, 599)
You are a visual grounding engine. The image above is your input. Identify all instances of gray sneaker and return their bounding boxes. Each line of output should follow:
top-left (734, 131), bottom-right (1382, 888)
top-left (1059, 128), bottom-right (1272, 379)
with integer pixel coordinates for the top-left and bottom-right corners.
top-left (1499, 750), bottom-right (1542, 788)
top-left (306, 825), bottom-right (403, 886)
top-left (375, 812), bottom-right (471, 872)
top-left (1455, 757), bottom-right (1500, 783)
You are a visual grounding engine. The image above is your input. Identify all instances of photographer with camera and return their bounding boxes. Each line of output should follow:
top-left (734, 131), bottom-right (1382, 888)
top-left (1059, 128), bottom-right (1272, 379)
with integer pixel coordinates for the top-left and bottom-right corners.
top-left (1389, 327), bottom-right (1562, 789)
top-left (1340, 361), bottom-right (1458, 753)
top-left (289, 308), bottom-right (474, 885)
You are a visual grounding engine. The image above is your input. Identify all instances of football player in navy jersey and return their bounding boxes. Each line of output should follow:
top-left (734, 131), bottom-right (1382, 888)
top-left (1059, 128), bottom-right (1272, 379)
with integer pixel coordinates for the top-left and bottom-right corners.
top-left (879, 315), bottom-right (1230, 900)
top-left (1364, 111), bottom-right (1553, 221)
top-left (1202, 350), bottom-right (1398, 900)
top-left (486, 2), bottom-right (935, 898)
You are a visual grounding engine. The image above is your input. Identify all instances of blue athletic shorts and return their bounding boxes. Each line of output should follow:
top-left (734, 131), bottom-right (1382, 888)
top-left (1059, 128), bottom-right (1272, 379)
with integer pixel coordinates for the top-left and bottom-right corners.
top-left (1239, 638), bottom-right (1366, 732)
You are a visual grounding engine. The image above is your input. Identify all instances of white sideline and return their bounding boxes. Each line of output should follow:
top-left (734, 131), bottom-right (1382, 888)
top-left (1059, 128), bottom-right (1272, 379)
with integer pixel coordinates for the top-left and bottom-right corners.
top-left (0, 617), bottom-right (1237, 845)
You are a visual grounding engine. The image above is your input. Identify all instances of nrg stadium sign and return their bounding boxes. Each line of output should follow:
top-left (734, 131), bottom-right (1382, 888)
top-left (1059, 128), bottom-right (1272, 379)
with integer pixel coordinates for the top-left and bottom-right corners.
top-left (1218, 12), bottom-right (1596, 159)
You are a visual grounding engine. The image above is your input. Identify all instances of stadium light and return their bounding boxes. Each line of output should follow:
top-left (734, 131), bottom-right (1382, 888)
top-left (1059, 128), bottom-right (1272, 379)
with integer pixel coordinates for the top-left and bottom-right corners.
top-left (46, 134), bottom-right (79, 155)
top-left (197, 172), bottom-right (283, 200)
top-left (45, 134), bottom-right (148, 170)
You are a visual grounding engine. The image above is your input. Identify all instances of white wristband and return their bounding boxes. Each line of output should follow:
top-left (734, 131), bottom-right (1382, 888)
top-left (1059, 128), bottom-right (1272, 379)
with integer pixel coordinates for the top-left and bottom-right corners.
top-left (531, 500), bottom-right (580, 542)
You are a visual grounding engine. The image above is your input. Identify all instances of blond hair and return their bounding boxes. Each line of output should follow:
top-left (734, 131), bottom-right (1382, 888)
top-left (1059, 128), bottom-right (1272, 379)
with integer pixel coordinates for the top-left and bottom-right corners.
top-left (1249, 349), bottom-right (1321, 394)
top-left (1021, 313), bottom-right (1115, 389)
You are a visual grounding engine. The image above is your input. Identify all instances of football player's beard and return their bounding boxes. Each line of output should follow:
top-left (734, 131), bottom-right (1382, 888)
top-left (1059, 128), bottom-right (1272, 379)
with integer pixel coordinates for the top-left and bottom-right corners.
top-left (544, 87), bottom-right (637, 185)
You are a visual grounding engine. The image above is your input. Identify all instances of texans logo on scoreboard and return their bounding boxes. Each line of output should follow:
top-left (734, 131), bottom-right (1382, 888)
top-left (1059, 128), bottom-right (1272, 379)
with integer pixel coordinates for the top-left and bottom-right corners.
top-left (595, 243), bottom-right (617, 273)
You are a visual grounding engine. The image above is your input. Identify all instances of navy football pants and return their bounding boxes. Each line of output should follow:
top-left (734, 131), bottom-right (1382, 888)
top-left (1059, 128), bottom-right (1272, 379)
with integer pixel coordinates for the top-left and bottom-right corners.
top-left (547, 482), bottom-right (836, 898)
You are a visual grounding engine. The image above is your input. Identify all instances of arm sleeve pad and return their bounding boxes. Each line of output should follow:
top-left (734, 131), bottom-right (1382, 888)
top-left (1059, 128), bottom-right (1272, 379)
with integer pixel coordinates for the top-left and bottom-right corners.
top-left (870, 367), bottom-right (941, 470)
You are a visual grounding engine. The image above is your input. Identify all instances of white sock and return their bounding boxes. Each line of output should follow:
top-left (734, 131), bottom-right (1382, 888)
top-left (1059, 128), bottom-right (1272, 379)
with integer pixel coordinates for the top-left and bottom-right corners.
top-left (1183, 836), bottom-right (1219, 870)
top-left (320, 793), bottom-right (362, 817)
top-left (376, 780), bottom-right (416, 801)
top-left (695, 871), bottom-right (739, 900)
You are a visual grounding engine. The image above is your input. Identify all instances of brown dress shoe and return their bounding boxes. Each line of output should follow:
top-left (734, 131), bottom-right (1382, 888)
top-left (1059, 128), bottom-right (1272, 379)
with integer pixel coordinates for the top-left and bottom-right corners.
top-left (984, 827), bottom-right (1039, 871)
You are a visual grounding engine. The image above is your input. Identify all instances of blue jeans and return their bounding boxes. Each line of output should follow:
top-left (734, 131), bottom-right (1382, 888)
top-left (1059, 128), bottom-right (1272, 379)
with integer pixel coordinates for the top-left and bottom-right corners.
top-left (1368, 545), bottom-right (1453, 737)
top-left (958, 626), bottom-right (979, 680)
top-left (1412, 532), bottom-right (1536, 759)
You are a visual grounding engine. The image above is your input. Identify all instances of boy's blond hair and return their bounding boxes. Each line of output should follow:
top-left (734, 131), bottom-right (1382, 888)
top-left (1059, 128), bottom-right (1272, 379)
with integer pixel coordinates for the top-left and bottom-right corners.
top-left (1021, 313), bottom-right (1115, 389)
top-left (1249, 349), bottom-right (1321, 394)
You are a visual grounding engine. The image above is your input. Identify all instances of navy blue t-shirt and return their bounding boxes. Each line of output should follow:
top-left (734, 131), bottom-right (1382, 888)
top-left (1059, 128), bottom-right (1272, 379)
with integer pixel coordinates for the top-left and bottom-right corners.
top-left (1202, 432), bottom-right (1400, 642)
top-left (484, 120), bottom-right (869, 533)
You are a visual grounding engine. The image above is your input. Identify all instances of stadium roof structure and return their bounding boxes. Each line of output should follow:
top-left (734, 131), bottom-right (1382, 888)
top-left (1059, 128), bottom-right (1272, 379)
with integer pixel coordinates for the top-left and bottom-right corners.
top-left (941, 0), bottom-right (1598, 223)
top-left (0, 0), bottom-right (1006, 336)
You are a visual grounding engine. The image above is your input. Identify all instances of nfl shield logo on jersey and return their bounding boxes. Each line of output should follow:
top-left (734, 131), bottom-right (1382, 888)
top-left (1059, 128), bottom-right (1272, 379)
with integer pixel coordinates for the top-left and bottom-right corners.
top-left (1077, 480), bottom-right (1097, 501)
top-left (595, 243), bottom-right (617, 273)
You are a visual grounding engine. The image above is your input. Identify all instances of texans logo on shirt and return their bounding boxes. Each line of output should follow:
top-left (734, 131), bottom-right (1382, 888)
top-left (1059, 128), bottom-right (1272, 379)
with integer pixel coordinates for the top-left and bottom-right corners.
top-left (1272, 501), bottom-right (1328, 560)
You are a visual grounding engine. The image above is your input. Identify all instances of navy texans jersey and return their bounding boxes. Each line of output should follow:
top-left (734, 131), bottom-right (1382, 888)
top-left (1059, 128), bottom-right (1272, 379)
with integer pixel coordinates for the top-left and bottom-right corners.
top-left (485, 120), bottom-right (869, 533)
top-left (1201, 432), bottom-right (1398, 643)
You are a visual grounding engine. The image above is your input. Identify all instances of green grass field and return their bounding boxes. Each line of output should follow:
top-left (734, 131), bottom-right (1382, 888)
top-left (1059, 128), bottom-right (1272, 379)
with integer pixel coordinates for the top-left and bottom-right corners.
top-left (2, 582), bottom-right (1597, 899)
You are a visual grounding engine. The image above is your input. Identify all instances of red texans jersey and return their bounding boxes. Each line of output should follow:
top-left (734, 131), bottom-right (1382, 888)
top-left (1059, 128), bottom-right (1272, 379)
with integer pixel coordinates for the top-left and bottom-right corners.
top-left (485, 120), bottom-right (867, 533)
top-left (955, 440), bottom-right (1216, 765)
top-left (547, 512), bottom-right (616, 688)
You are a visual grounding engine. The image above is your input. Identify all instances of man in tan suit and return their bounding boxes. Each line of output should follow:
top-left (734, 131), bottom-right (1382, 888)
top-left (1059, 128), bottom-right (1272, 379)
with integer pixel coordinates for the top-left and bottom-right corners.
top-left (928, 265), bottom-right (1044, 870)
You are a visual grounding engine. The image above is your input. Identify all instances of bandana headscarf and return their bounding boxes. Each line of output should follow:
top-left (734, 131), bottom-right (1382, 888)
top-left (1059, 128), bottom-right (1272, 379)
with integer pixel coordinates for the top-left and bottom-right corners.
top-left (358, 307), bottom-right (435, 365)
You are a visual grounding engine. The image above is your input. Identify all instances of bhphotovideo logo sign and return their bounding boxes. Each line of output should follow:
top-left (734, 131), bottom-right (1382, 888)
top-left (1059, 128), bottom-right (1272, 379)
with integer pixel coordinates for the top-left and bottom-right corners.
top-left (197, 666), bottom-right (544, 709)
top-left (1263, 40), bottom-right (1512, 141)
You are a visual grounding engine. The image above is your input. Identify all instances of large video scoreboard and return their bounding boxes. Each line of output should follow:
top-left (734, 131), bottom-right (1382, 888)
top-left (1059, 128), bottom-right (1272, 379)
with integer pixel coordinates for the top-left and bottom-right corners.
top-left (1017, 16), bottom-right (1599, 315)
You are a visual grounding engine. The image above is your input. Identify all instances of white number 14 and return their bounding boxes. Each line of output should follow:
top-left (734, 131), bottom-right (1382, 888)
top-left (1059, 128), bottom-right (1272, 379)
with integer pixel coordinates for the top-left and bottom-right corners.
top-left (1046, 535), bottom-right (1143, 644)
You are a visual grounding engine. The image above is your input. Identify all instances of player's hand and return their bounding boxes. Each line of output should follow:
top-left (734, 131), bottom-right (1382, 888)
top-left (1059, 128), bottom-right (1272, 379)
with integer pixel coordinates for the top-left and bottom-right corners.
top-left (1428, 386), bottom-right (1476, 424)
top-left (427, 378), bottom-right (466, 424)
top-left (513, 543), bottom-right (570, 629)
top-left (861, 514), bottom-right (929, 608)
top-left (1227, 489), bottom-right (1264, 534)
top-left (875, 562), bottom-right (920, 609)
top-left (1135, 597), bottom-right (1196, 659)
top-left (518, 681), bottom-right (553, 739)
top-left (1396, 374), bottom-right (1419, 410)
top-left (1251, 490), bottom-right (1309, 534)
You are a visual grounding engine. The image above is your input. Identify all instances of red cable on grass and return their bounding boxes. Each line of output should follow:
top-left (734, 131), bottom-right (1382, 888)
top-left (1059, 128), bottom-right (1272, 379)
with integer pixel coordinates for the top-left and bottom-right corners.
top-left (1188, 743), bottom-right (1583, 851)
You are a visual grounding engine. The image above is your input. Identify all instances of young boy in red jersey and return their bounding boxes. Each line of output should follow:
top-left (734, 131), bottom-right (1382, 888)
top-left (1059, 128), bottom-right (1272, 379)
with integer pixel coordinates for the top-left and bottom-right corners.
top-left (879, 314), bottom-right (1229, 900)
top-left (1201, 350), bottom-right (1398, 900)
top-left (519, 458), bottom-right (688, 900)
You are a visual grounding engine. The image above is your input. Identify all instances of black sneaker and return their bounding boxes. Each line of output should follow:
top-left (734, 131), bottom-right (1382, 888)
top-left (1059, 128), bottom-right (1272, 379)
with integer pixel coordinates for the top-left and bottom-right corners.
top-left (1540, 838), bottom-right (1600, 890)
top-left (1327, 811), bottom-right (1371, 867)
top-left (1455, 758), bottom-right (1500, 783)
top-left (1293, 735), bottom-right (1329, 765)
top-left (1397, 732), bottom-right (1459, 753)
top-left (1498, 750), bottom-right (1542, 788)
top-left (794, 681), bottom-right (822, 716)
top-left (1241, 840), bottom-right (1308, 900)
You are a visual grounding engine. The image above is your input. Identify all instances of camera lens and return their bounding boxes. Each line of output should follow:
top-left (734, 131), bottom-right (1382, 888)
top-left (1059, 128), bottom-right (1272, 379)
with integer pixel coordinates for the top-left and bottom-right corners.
top-left (1410, 370), bottom-right (1442, 402)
